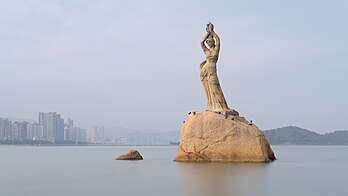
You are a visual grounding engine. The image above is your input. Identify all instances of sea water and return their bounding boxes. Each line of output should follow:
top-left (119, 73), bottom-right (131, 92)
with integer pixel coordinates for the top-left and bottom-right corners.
top-left (0, 146), bottom-right (347, 196)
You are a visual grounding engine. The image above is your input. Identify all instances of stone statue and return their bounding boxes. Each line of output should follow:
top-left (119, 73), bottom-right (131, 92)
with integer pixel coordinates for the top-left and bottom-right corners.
top-left (200, 23), bottom-right (238, 116)
top-left (174, 23), bottom-right (275, 162)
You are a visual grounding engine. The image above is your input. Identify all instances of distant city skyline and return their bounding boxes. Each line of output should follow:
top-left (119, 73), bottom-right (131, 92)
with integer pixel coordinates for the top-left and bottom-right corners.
top-left (1, 1), bottom-right (347, 133)
top-left (0, 112), bottom-right (89, 143)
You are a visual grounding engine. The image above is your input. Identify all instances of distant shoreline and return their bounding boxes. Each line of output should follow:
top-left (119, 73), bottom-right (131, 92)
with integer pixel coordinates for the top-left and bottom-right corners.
top-left (1, 144), bottom-right (348, 147)
top-left (0, 144), bottom-right (180, 147)
top-left (2, 126), bottom-right (347, 146)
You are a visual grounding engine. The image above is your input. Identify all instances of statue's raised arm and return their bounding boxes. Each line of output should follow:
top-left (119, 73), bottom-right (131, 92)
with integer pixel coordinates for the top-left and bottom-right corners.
top-left (203, 23), bottom-right (220, 52)
top-left (200, 32), bottom-right (210, 52)
top-left (210, 30), bottom-right (220, 52)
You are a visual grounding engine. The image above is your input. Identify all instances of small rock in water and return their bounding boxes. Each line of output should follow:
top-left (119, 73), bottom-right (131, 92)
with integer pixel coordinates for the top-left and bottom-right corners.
top-left (116, 150), bottom-right (143, 160)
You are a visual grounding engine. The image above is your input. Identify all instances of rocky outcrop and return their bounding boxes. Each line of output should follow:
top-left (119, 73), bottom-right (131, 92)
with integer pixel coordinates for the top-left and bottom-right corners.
top-left (174, 111), bottom-right (276, 162)
top-left (116, 150), bottom-right (143, 160)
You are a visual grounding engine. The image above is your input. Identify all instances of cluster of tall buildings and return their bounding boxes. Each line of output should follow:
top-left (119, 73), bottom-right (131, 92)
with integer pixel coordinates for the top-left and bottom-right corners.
top-left (89, 126), bottom-right (105, 143)
top-left (0, 112), bottom-right (87, 143)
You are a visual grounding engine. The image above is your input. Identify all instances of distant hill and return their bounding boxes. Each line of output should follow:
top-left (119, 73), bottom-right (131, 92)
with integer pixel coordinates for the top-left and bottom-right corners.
top-left (263, 126), bottom-right (348, 145)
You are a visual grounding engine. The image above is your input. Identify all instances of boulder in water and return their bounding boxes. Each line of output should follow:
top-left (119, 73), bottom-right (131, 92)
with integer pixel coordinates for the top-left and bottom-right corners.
top-left (116, 150), bottom-right (143, 160)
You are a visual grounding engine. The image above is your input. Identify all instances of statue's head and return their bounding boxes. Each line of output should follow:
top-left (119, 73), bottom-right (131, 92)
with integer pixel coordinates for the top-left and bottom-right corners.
top-left (206, 22), bottom-right (214, 32)
top-left (206, 35), bottom-right (215, 48)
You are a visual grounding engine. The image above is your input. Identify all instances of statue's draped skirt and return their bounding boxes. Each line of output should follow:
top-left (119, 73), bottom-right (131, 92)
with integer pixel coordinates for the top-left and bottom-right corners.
top-left (200, 60), bottom-right (230, 112)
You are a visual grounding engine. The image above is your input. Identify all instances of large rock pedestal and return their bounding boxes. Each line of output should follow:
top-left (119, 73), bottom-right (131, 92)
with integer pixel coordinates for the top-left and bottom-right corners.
top-left (174, 111), bottom-right (276, 162)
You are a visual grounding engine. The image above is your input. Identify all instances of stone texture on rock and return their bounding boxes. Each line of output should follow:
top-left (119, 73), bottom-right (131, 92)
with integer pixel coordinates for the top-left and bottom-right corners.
top-left (116, 150), bottom-right (143, 160)
top-left (174, 111), bottom-right (276, 162)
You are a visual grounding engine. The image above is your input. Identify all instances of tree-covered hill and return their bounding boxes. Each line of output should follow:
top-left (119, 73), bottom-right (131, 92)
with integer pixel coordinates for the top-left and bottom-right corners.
top-left (263, 126), bottom-right (348, 145)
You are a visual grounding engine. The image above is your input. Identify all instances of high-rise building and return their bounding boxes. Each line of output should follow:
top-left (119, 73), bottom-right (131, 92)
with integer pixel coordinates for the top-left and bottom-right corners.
top-left (64, 126), bottom-right (70, 141)
top-left (11, 122), bottom-right (21, 140)
top-left (63, 118), bottom-right (86, 142)
top-left (39, 112), bottom-right (64, 141)
top-left (67, 118), bottom-right (73, 128)
top-left (0, 118), bottom-right (12, 140)
top-left (70, 127), bottom-right (87, 142)
top-left (89, 126), bottom-right (105, 143)
top-left (27, 122), bottom-right (43, 140)
top-left (9, 121), bottom-right (29, 140)
top-left (20, 121), bottom-right (29, 139)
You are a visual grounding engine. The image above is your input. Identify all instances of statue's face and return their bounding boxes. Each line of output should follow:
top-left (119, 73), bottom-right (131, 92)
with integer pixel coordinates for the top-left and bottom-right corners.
top-left (206, 39), bottom-right (215, 48)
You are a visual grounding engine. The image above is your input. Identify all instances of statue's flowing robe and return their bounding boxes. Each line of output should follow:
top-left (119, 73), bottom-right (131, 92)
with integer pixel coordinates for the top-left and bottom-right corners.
top-left (200, 60), bottom-right (230, 112)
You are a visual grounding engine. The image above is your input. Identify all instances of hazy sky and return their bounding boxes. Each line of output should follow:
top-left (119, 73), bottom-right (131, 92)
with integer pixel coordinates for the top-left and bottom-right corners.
top-left (0, 0), bottom-right (347, 133)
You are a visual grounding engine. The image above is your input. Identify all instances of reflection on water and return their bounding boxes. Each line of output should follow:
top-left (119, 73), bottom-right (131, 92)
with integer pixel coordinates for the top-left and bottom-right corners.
top-left (177, 162), bottom-right (270, 196)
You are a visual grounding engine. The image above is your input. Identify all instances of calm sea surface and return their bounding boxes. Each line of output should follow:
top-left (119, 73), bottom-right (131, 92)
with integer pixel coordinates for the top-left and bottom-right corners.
top-left (0, 146), bottom-right (347, 196)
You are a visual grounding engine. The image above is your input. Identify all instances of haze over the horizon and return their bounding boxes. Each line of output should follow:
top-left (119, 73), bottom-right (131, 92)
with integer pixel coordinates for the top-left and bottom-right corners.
top-left (1, 0), bottom-right (347, 133)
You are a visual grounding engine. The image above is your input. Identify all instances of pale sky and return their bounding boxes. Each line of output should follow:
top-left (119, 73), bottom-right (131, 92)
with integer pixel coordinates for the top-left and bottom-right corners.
top-left (0, 0), bottom-right (347, 133)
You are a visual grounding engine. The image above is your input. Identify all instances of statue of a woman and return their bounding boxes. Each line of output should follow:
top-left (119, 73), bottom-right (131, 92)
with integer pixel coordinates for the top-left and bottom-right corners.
top-left (200, 23), bottom-right (238, 116)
